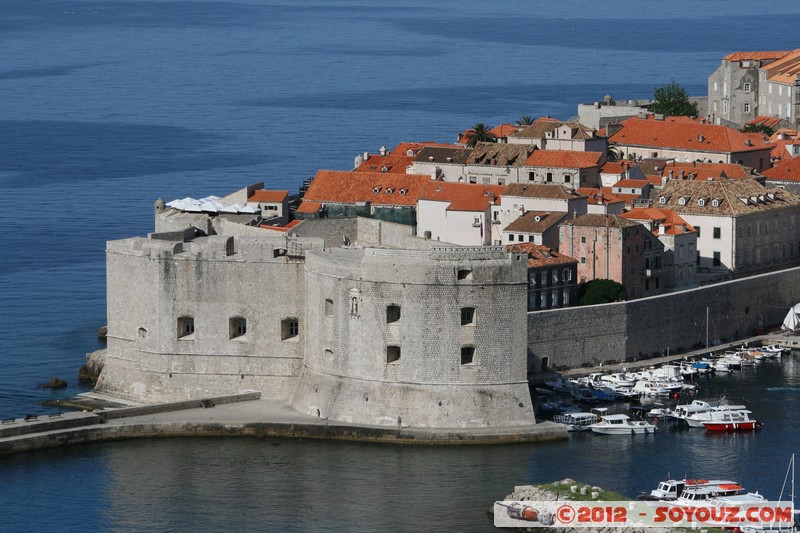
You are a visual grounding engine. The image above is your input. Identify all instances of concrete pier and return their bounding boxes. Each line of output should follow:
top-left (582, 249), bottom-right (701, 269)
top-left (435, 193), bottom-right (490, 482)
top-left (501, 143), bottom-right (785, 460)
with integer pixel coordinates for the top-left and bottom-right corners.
top-left (0, 392), bottom-right (566, 456)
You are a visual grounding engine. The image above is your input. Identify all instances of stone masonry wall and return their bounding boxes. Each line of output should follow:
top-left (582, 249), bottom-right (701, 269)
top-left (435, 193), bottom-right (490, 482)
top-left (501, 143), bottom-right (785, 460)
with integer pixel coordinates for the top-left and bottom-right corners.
top-left (528, 265), bottom-right (800, 371)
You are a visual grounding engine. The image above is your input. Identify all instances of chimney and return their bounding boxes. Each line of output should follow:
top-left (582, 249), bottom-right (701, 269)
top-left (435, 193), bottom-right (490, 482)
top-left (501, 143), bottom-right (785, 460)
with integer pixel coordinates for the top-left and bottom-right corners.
top-left (379, 146), bottom-right (387, 156)
top-left (364, 151), bottom-right (369, 161)
top-left (658, 225), bottom-right (665, 235)
top-left (679, 170), bottom-right (685, 179)
top-left (692, 160), bottom-right (696, 167)
top-left (668, 170), bottom-right (673, 179)
top-left (698, 135), bottom-right (705, 143)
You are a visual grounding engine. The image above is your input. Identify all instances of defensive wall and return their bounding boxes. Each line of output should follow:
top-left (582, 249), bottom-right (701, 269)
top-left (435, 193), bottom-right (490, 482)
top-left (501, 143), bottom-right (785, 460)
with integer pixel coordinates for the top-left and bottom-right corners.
top-left (528, 265), bottom-right (800, 371)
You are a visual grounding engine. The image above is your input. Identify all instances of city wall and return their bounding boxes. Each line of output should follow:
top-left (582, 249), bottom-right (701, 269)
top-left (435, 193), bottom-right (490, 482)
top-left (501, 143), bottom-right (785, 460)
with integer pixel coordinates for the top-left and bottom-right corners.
top-left (528, 265), bottom-right (800, 371)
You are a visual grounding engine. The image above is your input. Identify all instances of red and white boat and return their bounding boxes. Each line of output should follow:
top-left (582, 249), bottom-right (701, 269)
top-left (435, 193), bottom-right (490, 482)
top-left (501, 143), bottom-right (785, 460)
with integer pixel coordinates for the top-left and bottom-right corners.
top-left (702, 410), bottom-right (762, 431)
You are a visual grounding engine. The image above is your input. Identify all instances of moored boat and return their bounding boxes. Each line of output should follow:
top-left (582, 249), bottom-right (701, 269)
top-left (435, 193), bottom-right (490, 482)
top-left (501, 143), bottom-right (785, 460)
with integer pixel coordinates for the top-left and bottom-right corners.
top-left (702, 410), bottom-right (762, 431)
top-left (589, 414), bottom-right (657, 435)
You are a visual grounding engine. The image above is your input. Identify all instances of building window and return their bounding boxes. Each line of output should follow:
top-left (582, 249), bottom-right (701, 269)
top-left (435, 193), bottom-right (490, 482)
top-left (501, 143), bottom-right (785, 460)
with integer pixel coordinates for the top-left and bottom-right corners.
top-left (460, 346), bottom-right (475, 365)
top-left (324, 348), bottom-right (334, 357)
top-left (229, 317), bottom-right (246, 339)
top-left (508, 234), bottom-right (515, 242)
top-left (461, 307), bottom-right (476, 326)
top-left (713, 252), bottom-right (721, 266)
top-left (645, 279), bottom-right (650, 291)
top-left (546, 172), bottom-right (553, 182)
top-left (722, 100), bottom-right (728, 115)
top-left (744, 82), bottom-right (751, 92)
top-left (564, 174), bottom-right (571, 183)
top-left (551, 292), bottom-right (559, 306)
top-left (562, 269), bottom-right (571, 282)
top-left (659, 197), bottom-right (667, 205)
top-left (457, 269), bottom-right (473, 281)
top-left (386, 304), bottom-right (401, 324)
top-left (713, 227), bottom-right (721, 239)
top-left (678, 197), bottom-right (687, 205)
top-left (744, 102), bottom-right (751, 113)
top-left (580, 256), bottom-right (586, 264)
top-left (386, 345), bottom-right (401, 364)
top-left (698, 198), bottom-right (705, 207)
top-left (325, 299), bottom-right (333, 316)
top-left (177, 316), bottom-right (195, 339)
top-left (580, 236), bottom-right (587, 243)
top-left (281, 318), bottom-right (299, 340)
top-left (562, 290), bottom-right (570, 306)
top-left (530, 271), bottom-right (538, 286)
top-left (655, 277), bottom-right (660, 289)
top-left (528, 172), bottom-right (535, 182)
top-left (552, 269), bottom-right (559, 283)
top-left (695, 226), bottom-right (701, 238)
top-left (540, 293), bottom-right (547, 308)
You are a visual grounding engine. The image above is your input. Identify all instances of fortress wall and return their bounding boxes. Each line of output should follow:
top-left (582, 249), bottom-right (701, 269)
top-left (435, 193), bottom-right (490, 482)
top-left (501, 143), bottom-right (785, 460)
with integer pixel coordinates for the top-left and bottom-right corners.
top-left (528, 265), bottom-right (800, 371)
top-left (99, 236), bottom-right (310, 403)
top-left (292, 247), bottom-right (535, 428)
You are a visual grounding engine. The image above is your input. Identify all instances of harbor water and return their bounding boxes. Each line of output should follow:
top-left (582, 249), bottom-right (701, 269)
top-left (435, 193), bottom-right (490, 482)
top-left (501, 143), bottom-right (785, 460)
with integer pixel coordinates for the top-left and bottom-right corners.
top-left (2, 1), bottom-right (800, 530)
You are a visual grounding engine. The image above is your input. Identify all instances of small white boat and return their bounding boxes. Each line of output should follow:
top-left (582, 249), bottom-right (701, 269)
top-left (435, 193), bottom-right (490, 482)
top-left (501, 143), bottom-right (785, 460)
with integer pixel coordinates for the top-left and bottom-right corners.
top-left (685, 405), bottom-right (749, 428)
top-left (665, 399), bottom-right (718, 420)
top-left (553, 411), bottom-right (599, 432)
top-left (638, 478), bottom-right (739, 501)
top-left (590, 414), bottom-right (657, 435)
top-left (600, 372), bottom-right (637, 388)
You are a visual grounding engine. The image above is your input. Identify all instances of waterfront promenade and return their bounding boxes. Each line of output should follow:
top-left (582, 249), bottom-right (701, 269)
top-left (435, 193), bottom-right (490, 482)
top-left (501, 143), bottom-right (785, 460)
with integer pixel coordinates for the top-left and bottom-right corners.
top-left (0, 392), bottom-right (566, 455)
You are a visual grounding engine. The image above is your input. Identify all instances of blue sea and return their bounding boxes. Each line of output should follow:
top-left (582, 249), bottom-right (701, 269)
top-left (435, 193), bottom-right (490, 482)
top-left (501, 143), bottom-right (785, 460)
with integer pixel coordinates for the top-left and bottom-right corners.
top-left (3, 1), bottom-right (800, 530)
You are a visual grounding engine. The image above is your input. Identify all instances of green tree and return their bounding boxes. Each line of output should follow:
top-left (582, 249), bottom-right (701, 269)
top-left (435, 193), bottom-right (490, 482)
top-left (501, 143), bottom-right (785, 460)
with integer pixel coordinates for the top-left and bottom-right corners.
top-left (577, 279), bottom-right (627, 306)
top-left (515, 115), bottom-right (534, 126)
top-left (741, 123), bottom-right (774, 136)
top-left (651, 80), bottom-right (699, 117)
top-left (463, 122), bottom-right (497, 148)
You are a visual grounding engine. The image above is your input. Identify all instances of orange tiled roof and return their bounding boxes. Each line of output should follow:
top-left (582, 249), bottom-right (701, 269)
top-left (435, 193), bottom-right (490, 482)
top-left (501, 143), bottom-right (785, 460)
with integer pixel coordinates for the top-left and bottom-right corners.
top-left (490, 123), bottom-right (520, 138)
top-left (296, 200), bottom-right (321, 214)
top-left (504, 211), bottom-right (566, 234)
top-left (576, 187), bottom-right (626, 205)
top-left (506, 242), bottom-right (577, 267)
top-left (723, 51), bottom-right (790, 62)
top-left (613, 179), bottom-right (648, 188)
top-left (600, 161), bottom-right (639, 174)
top-left (249, 189), bottom-right (288, 203)
top-left (622, 207), bottom-right (695, 235)
top-left (771, 140), bottom-right (800, 161)
top-left (610, 117), bottom-right (770, 153)
top-left (763, 157), bottom-right (800, 182)
top-left (524, 149), bottom-right (603, 169)
top-left (749, 116), bottom-right (783, 130)
top-left (601, 187), bottom-right (640, 205)
top-left (660, 162), bottom-right (753, 180)
top-left (392, 141), bottom-right (459, 157)
top-left (354, 154), bottom-right (414, 174)
top-left (303, 170), bottom-right (429, 206)
top-left (761, 49), bottom-right (800, 84)
top-left (419, 181), bottom-right (504, 212)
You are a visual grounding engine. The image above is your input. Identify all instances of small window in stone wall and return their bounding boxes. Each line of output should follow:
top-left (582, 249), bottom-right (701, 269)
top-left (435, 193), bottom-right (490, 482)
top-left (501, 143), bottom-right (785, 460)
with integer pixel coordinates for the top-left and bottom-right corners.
top-left (461, 307), bottom-right (476, 326)
top-left (138, 327), bottom-right (147, 338)
top-left (324, 348), bottom-right (333, 357)
top-left (386, 304), bottom-right (401, 323)
top-left (387, 345), bottom-right (401, 364)
top-left (457, 269), bottom-right (473, 281)
top-left (325, 299), bottom-right (333, 316)
top-left (461, 346), bottom-right (475, 365)
top-left (281, 318), bottom-right (299, 340)
top-left (177, 316), bottom-right (195, 339)
top-left (229, 317), bottom-right (247, 339)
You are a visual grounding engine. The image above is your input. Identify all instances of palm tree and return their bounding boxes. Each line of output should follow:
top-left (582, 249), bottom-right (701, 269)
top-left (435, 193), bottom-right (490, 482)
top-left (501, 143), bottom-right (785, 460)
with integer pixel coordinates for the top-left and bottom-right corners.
top-left (515, 115), bottom-right (534, 126)
top-left (464, 123), bottom-right (496, 148)
top-left (606, 146), bottom-right (623, 162)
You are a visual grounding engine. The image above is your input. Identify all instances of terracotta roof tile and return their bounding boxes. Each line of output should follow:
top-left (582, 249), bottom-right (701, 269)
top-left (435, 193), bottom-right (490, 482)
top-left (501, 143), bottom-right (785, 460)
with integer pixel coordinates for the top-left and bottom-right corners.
top-left (490, 123), bottom-right (521, 138)
top-left (613, 179), bottom-right (648, 188)
top-left (503, 183), bottom-right (584, 200)
top-left (658, 178), bottom-right (800, 215)
top-left (258, 220), bottom-right (302, 232)
top-left (658, 162), bottom-right (752, 180)
top-left (576, 187), bottom-right (626, 205)
top-left (723, 51), bottom-right (790, 62)
top-left (524, 149), bottom-right (603, 169)
top-left (392, 141), bottom-right (459, 157)
top-left (610, 117), bottom-right (771, 154)
top-left (561, 213), bottom-right (641, 229)
top-left (467, 143), bottom-right (535, 166)
top-left (419, 182), bottom-right (504, 212)
top-left (248, 189), bottom-right (288, 203)
top-left (296, 200), bottom-right (322, 214)
top-left (414, 146), bottom-right (472, 164)
top-left (504, 211), bottom-right (566, 233)
top-left (506, 242), bottom-right (577, 267)
top-left (622, 207), bottom-right (695, 235)
top-left (763, 157), bottom-right (800, 182)
top-left (761, 49), bottom-right (800, 84)
top-left (354, 154), bottom-right (414, 173)
top-left (303, 170), bottom-right (430, 206)
top-left (748, 116), bottom-right (783, 129)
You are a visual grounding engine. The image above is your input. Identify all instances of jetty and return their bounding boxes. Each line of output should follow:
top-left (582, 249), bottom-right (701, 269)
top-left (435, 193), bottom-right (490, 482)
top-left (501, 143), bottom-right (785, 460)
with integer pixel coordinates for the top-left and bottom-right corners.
top-left (0, 392), bottom-right (566, 456)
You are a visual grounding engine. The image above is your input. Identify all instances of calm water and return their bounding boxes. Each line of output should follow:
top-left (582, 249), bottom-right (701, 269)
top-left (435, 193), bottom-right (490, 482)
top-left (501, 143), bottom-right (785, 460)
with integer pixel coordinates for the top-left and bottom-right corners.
top-left (2, 1), bottom-right (800, 530)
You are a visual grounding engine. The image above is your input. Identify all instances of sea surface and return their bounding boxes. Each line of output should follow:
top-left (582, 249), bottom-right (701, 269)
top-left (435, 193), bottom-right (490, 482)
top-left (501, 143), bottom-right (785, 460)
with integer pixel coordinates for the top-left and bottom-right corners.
top-left (2, 1), bottom-right (800, 531)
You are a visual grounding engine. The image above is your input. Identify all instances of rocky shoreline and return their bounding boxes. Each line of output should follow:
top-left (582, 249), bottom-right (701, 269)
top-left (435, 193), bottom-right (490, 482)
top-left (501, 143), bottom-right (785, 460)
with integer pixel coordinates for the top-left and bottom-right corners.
top-left (492, 479), bottom-right (674, 533)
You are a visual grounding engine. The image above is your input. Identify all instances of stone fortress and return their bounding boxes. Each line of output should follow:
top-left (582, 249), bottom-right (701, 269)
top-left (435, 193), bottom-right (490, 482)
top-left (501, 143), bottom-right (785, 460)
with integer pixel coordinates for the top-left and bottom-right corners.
top-left (99, 203), bottom-right (535, 429)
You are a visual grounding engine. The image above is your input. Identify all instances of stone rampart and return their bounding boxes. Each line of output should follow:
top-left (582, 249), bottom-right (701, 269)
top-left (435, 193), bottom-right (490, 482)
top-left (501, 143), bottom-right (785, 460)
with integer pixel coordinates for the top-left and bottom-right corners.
top-left (528, 265), bottom-right (800, 371)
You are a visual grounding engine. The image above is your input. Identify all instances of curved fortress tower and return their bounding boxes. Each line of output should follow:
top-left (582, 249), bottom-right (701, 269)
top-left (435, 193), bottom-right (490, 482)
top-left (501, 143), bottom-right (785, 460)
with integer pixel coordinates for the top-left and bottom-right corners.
top-left (99, 227), bottom-right (535, 429)
top-left (294, 247), bottom-right (533, 428)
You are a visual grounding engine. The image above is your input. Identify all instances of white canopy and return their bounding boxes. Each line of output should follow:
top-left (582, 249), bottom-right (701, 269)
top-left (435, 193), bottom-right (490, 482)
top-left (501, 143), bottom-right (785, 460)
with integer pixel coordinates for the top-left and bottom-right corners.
top-left (165, 196), bottom-right (257, 215)
top-left (782, 304), bottom-right (800, 332)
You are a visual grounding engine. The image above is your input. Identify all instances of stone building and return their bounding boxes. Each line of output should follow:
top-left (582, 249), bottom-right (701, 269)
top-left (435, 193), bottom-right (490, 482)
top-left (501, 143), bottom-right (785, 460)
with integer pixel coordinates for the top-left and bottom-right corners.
top-left (98, 206), bottom-right (536, 430)
top-left (707, 51), bottom-right (789, 127)
top-left (507, 243), bottom-right (578, 312)
top-left (656, 178), bottom-right (800, 274)
top-left (507, 119), bottom-right (607, 153)
top-left (558, 214), bottom-right (665, 299)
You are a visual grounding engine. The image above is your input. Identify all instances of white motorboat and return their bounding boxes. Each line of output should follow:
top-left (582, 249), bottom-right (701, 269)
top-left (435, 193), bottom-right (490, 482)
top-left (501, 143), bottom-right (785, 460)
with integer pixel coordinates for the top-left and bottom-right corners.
top-left (685, 406), bottom-right (749, 428)
top-left (544, 376), bottom-right (581, 393)
top-left (590, 414), bottom-right (657, 435)
top-left (553, 411), bottom-right (599, 432)
top-left (600, 372), bottom-right (637, 388)
top-left (665, 399), bottom-right (718, 420)
top-left (638, 478), bottom-right (740, 501)
top-left (633, 380), bottom-right (682, 396)
top-left (673, 483), bottom-right (765, 507)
